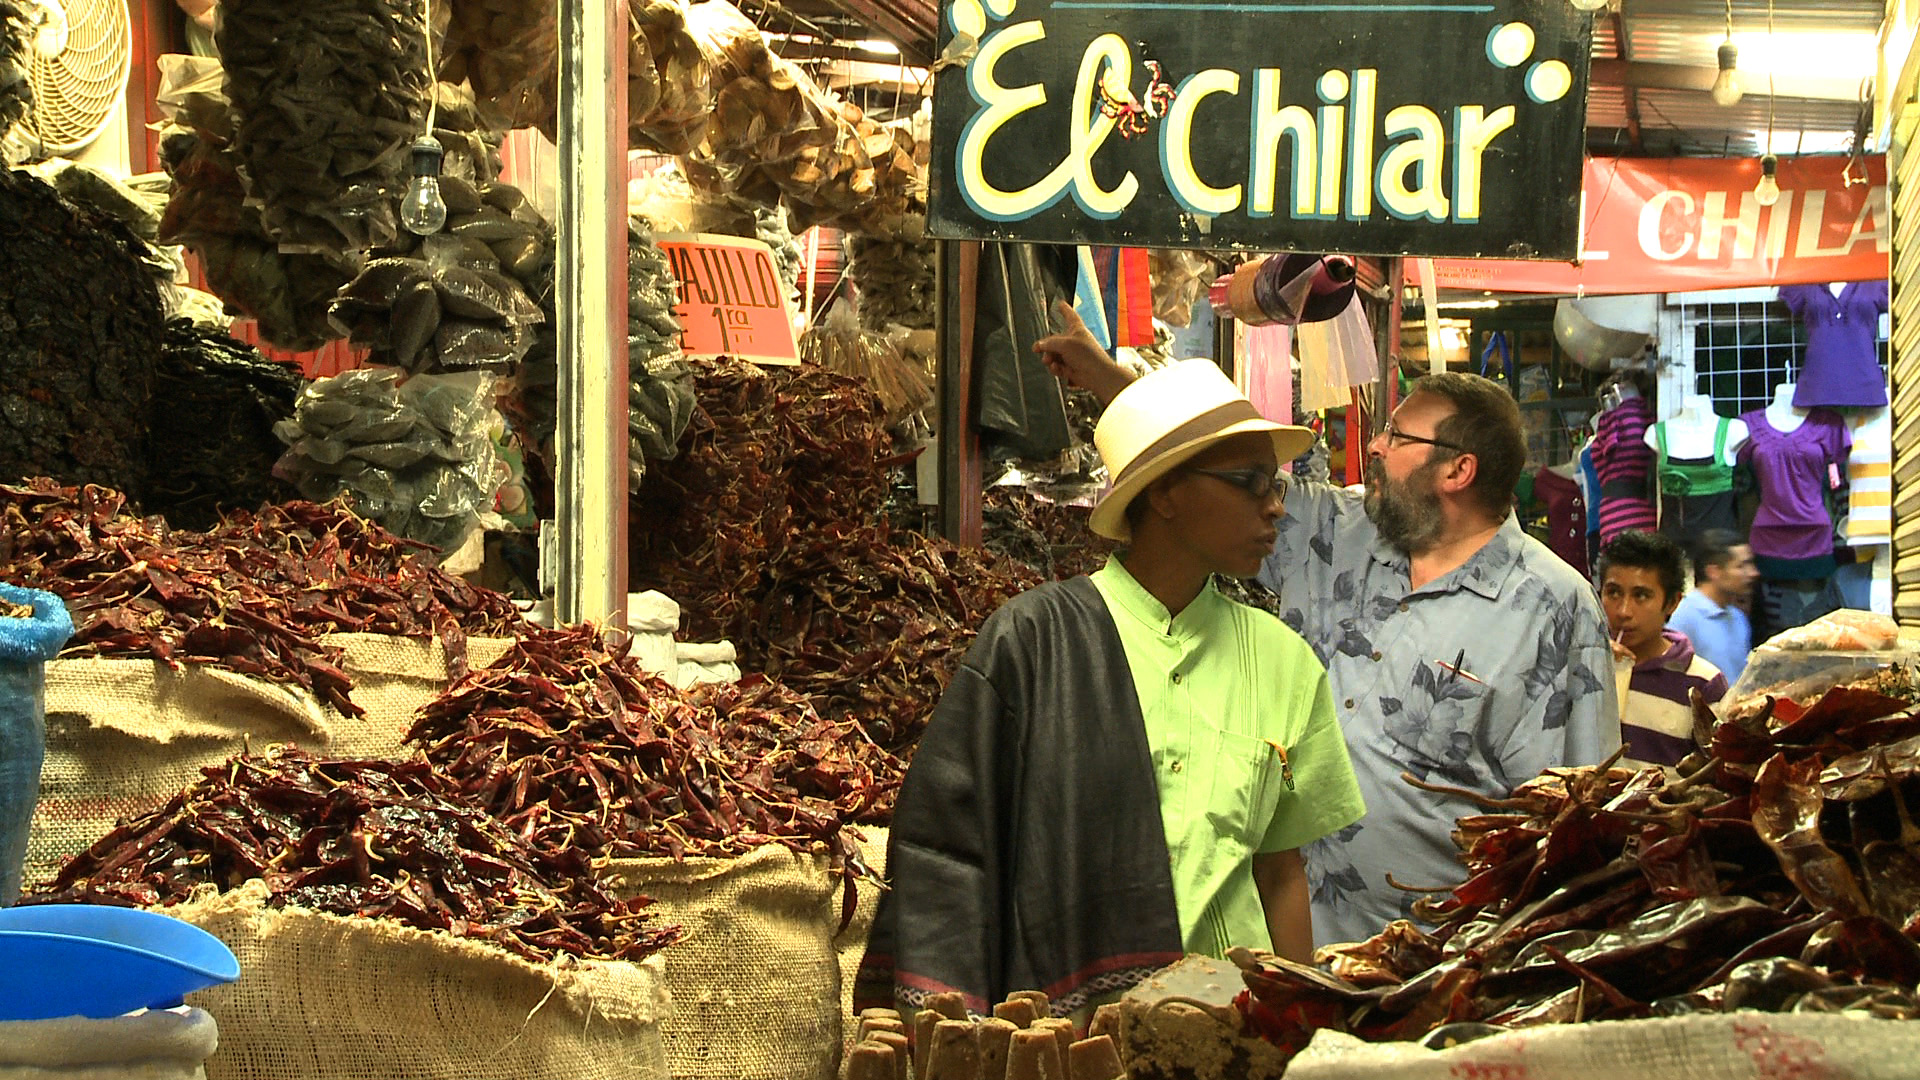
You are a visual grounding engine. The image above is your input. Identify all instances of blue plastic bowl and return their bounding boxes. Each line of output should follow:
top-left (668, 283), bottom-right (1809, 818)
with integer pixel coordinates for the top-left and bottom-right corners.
top-left (0, 904), bottom-right (240, 1021)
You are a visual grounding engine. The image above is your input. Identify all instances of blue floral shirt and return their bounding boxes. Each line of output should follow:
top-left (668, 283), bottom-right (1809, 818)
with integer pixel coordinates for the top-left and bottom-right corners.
top-left (1258, 480), bottom-right (1619, 947)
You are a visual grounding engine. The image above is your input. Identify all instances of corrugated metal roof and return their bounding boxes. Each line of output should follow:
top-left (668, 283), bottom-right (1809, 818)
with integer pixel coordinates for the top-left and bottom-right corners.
top-left (1589, 0), bottom-right (1879, 156)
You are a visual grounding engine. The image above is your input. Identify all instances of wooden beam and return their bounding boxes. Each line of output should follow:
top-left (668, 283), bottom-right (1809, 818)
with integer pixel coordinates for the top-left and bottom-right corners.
top-left (937, 240), bottom-right (985, 547)
top-left (1590, 58), bottom-right (1867, 103)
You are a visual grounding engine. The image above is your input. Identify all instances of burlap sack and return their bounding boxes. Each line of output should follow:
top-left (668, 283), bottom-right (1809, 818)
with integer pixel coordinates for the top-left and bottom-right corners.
top-left (835, 825), bottom-right (888, 1059)
top-left (1287, 1013), bottom-right (1920, 1080)
top-left (172, 881), bottom-right (670, 1080)
top-left (605, 843), bottom-right (842, 1080)
top-left (26, 637), bottom-right (518, 886)
top-left (27, 659), bottom-right (337, 885)
top-left (316, 633), bottom-right (516, 760)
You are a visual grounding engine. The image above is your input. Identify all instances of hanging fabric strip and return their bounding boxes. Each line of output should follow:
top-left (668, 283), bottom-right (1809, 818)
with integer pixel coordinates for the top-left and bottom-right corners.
top-left (1297, 296), bottom-right (1375, 413)
top-left (1236, 322), bottom-right (1295, 423)
top-left (1415, 257), bottom-right (1443, 376)
top-left (1111, 247), bottom-right (1156, 347)
top-left (1074, 245), bottom-right (1115, 350)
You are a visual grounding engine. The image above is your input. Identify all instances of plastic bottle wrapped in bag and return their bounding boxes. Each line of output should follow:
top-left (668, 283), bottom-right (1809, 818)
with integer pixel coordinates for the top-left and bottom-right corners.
top-left (0, 585), bottom-right (72, 906)
top-left (272, 368), bottom-right (504, 553)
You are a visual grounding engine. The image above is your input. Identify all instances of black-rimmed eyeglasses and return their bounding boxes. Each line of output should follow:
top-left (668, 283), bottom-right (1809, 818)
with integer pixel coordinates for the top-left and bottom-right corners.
top-left (1384, 424), bottom-right (1469, 454)
top-left (1183, 467), bottom-right (1289, 501)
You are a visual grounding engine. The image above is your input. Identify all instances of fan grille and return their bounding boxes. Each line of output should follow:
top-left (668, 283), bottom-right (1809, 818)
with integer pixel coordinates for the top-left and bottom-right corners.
top-left (29, 0), bottom-right (129, 154)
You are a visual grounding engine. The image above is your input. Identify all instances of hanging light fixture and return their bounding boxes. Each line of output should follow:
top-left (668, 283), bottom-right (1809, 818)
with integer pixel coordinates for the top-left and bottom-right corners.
top-left (1569, 0), bottom-right (1609, 14)
top-left (400, 0), bottom-right (447, 236)
top-left (1709, 0), bottom-right (1742, 106)
top-left (1751, 0), bottom-right (1779, 206)
top-left (1754, 154), bottom-right (1781, 206)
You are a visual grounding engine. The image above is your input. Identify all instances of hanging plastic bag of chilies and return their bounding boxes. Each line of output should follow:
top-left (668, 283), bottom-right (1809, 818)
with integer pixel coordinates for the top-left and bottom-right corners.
top-left (272, 368), bottom-right (503, 554)
top-left (0, 584), bottom-right (72, 906)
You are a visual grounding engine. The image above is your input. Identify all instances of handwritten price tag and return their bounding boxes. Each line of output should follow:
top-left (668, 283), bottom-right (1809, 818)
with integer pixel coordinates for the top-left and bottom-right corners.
top-left (655, 232), bottom-right (800, 366)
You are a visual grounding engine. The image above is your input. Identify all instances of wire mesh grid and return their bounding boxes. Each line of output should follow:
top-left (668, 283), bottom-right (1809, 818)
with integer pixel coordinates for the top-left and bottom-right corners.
top-left (1682, 299), bottom-right (1809, 418)
top-left (1682, 296), bottom-right (1890, 418)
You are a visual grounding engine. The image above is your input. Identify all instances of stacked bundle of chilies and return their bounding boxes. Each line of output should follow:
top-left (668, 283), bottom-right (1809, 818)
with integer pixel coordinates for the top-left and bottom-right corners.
top-left (1232, 664), bottom-right (1920, 1059)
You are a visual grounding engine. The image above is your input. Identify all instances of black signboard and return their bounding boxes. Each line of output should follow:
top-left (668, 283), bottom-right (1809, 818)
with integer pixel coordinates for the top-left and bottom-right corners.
top-left (928, 0), bottom-right (1592, 258)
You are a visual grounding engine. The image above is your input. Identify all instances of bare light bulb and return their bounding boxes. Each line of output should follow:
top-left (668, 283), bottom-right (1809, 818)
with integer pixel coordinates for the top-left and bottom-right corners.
top-left (400, 135), bottom-right (448, 236)
top-left (1709, 41), bottom-right (1742, 106)
top-left (1569, 0), bottom-right (1609, 12)
top-left (1754, 154), bottom-right (1781, 207)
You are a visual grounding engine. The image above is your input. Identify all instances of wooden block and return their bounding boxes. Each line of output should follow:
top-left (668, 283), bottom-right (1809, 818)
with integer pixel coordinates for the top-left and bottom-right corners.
top-left (1067, 1035), bottom-right (1126, 1080)
top-left (870, 1031), bottom-right (911, 1080)
top-left (848, 1041), bottom-right (898, 1080)
top-left (1009, 990), bottom-right (1053, 1018)
top-left (1006, 1028), bottom-right (1066, 1080)
top-left (925, 1018), bottom-right (983, 1080)
top-left (926, 990), bottom-right (972, 1020)
top-left (859, 1016), bottom-right (909, 1042)
top-left (978, 1017), bottom-right (1018, 1080)
top-left (991, 998), bottom-right (1039, 1028)
top-left (915, 1009), bottom-right (941, 1079)
top-left (1034, 1018), bottom-right (1076, 1067)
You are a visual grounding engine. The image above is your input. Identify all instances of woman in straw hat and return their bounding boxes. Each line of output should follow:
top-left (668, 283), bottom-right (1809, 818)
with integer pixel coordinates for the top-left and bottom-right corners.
top-left (855, 358), bottom-right (1364, 1023)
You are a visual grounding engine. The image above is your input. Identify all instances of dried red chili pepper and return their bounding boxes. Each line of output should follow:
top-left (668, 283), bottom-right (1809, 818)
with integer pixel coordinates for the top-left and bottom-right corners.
top-left (0, 478), bottom-right (525, 716)
top-left (406, 624), bottom-right (903, 886)
top-left (27, 747), bottom-right (677, 965)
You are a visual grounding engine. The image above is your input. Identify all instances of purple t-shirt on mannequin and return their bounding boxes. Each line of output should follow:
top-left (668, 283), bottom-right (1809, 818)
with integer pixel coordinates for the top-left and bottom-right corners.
top-left (1737, 408), bottom-right (1851, 562)
top-left (1780, 282), bottom-right (1889, 408)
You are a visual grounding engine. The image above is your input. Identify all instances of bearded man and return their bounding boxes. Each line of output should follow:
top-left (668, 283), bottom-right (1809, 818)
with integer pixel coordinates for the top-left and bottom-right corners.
top-left (1038, 308), bottom-right (1618, 948)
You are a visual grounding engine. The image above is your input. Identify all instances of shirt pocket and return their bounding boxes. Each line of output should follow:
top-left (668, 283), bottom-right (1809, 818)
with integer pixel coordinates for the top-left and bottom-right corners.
top-left (1374, 676), bottom-right (1498, 788)
top-left (1201, 726), bottom-right (1288, 852)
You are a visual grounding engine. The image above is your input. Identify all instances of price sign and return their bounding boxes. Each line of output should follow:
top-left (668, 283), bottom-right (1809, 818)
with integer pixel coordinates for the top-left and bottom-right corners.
top-left (655, 232), bottom-right (801, 365)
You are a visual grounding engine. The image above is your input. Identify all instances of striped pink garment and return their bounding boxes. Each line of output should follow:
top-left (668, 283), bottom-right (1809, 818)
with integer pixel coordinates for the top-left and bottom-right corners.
top-left (1592, 395), bottom-right (1658, 545)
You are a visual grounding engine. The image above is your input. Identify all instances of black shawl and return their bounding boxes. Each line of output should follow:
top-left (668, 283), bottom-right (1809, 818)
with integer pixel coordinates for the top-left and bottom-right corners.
top-left (853, 576), bottom-right (1184, 1018)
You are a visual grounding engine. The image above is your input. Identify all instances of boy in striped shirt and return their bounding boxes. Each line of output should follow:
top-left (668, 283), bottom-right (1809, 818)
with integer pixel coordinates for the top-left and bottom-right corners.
top-left (1597, 531), bottom-right (1729, 768)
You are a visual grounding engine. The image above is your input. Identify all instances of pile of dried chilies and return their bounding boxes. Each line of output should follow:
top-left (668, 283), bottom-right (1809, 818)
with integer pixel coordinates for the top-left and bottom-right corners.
top-left (1230, 665), bottom-right (1920, 1060)
top-left (630, 360), bottom-right (1040, 756)
top-left (31, 748), bottom-right (678, 965)
top-left (0, 479), bottom-right (524, 716)
top-left (407, 623), bottom-right (903, 865)
top-left (628, 358), bottom-right (892, 643)
top-left (747, 526), bottom-right (1036, 754)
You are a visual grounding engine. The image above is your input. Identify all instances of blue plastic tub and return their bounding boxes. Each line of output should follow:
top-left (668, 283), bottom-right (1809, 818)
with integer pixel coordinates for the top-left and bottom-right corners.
top-left (0, 904), bottom-right (240, 1021)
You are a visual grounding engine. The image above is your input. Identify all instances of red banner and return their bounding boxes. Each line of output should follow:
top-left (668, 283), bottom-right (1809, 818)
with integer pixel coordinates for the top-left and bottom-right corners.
top-left (1432, 156), bottom-right (1888, 295)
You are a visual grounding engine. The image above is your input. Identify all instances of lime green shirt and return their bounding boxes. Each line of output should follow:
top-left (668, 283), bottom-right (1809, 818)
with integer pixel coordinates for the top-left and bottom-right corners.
top-left (1090, 555), bottom-right (1365, 957)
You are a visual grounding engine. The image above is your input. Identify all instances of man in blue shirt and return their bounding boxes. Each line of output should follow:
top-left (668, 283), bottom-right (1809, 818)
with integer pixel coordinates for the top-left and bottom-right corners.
top-left (1666, 529), bottom-right (1756, 688)
top-left (1037, 301), bottom-right (1619, 948)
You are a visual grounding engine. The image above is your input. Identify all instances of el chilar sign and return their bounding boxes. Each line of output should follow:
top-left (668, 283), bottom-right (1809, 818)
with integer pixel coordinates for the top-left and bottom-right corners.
top-left (929, 0), bottom-right (1592, 259)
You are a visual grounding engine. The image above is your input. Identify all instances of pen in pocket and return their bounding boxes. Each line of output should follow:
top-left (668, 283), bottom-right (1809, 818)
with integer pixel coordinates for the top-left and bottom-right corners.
top-left (1437, 648), bottom-right (1484, 686)
top-left (1265, 739), bottom-right (1295, 791)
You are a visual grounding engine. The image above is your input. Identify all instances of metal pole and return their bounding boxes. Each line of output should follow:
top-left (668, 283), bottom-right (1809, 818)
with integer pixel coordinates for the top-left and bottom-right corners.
top-left (554, 0), bottom-right (630, 626)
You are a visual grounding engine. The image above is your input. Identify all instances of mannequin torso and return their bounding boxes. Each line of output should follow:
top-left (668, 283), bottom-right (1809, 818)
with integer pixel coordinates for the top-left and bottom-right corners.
top-left (1644, 393), bottom-right (1749, 463)
top-left (1764, 381), bottom-right (1810, 434)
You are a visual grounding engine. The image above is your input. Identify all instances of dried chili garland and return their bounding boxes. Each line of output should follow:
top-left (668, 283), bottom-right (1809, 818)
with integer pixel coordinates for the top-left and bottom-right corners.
top-left (0, 478), bottom-right (525, 716)
top-left (32, 748), bottom-right (678, 965)
top-left (407, 623), bottom-right (903, 856)
top-left (1232, 667), bottom-right (1920, 1058)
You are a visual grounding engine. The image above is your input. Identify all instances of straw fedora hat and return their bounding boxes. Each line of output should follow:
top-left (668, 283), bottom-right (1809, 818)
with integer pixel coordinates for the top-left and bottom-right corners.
top-left (1090, 359), bottom-right (1314, 541)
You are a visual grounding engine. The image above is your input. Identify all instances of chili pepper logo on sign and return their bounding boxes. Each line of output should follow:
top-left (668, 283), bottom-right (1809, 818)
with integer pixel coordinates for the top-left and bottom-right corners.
top-left (656, 233), bottom-right (801, 366)
top-left (930, 0), bottom-right (1591, 259)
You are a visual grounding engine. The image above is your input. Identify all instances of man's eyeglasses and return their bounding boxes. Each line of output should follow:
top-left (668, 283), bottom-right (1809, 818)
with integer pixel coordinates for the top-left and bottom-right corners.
top-left (1183, 466), bottom-right (1289, 501)
top-left (1384, 424), bottom-right (1469, 454)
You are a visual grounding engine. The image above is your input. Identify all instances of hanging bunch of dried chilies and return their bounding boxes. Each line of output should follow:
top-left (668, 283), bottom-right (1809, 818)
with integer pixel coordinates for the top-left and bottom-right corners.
top-left (0, 478), bottom-right (525, 716)
top-left (31, 748), bottom-right (680, 966)
top-left (1230, 667), bottom-right (1920, 1061)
